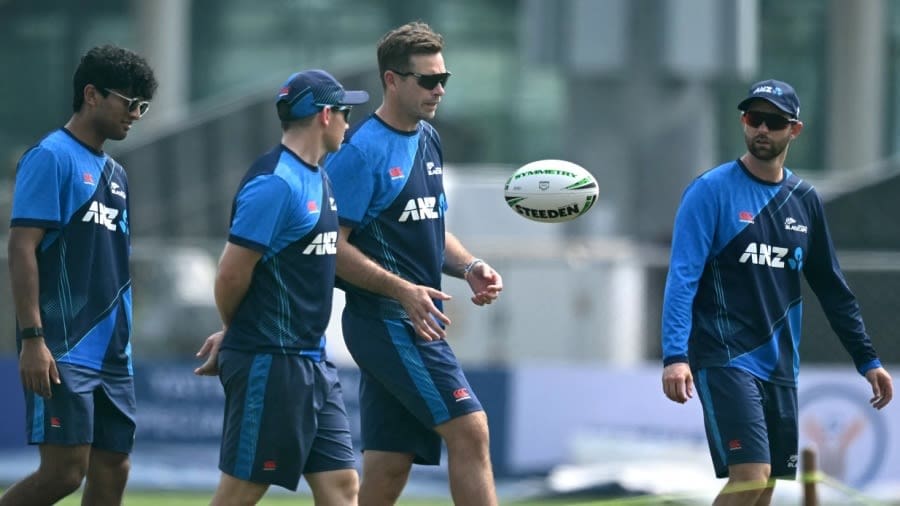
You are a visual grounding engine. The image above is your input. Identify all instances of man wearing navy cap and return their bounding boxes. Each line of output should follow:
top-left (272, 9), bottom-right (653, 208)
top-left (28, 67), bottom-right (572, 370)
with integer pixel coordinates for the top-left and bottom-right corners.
top-left (660, 79), bottom-right (893, 505)
top-left (194, 69), bottom-right (368, 505)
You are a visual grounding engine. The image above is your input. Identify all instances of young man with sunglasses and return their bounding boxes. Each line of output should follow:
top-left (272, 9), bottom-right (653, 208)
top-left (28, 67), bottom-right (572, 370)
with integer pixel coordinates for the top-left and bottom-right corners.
top-left (660, 79), bottom-right (894, 505)
top-left (324, 21), bottom-right (503, 506)
top-left (193, 69), bottom-right (367, 506)
top-left (4, 45), bottom-right (156, 506)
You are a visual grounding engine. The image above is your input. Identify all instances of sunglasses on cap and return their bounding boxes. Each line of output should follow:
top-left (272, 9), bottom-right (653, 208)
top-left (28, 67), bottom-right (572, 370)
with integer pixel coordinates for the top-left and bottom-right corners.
top-left (104, 88), bottom-right (150, 116)
top-left (742, 110), bottom-right (797, 130)
top-left (389, 70), bottom-right (451, 90)
top-left (316, 103), bottom-right (352, 121)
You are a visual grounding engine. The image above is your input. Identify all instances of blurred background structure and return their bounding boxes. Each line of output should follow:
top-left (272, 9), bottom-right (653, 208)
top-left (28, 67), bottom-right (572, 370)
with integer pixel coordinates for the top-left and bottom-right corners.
top-left (1, 0), bottom-right (899, 502)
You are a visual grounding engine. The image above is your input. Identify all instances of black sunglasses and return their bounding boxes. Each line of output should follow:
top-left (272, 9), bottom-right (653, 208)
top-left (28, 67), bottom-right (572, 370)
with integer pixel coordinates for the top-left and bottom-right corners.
top-left (104, 88), bottom-right (150, 116)
top-left (390, 70), bottom-right (451, 90)
top-left (317, 103), bottom-right (352, 121)
top-left (743, 110), bottom-right (797, 130)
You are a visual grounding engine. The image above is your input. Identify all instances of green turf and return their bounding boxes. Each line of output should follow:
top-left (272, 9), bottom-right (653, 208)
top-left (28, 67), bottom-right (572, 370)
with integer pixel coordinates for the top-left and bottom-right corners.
top-left (19, 491), bottom-right (452, 506)
top-left (5, 489), bottom-right (676, 506)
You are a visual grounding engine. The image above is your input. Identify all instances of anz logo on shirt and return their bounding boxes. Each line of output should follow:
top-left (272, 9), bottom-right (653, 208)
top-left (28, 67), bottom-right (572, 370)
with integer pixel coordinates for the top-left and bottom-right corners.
top-left (303, 231), bottom-right (337, 256)
top-left (739, 243), bottom-right (804, 270)
top-left (82, 201), bottom-right (128, 234)
top-left (398, 193), bottom-right (447, 222)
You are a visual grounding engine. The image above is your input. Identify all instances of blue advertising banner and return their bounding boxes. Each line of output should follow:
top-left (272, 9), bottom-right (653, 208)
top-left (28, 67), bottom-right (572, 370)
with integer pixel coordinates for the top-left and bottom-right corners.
top-left (0, 357), bottom-right (25, 449)
top-left (0, 358), bottom-right (512, 476)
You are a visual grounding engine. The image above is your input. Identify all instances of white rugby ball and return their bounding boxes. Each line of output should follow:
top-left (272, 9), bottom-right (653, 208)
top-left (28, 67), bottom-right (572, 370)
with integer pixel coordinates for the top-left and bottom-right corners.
top-left (504, 159), bottom-right (599, 223)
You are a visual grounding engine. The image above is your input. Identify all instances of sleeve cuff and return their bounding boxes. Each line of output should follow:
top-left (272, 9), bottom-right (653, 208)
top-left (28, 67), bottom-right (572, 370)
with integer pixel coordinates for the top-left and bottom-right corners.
top-left (857, 359), bottom-right (882, 376)
top-left (663, 355), bottom-right (689, 367)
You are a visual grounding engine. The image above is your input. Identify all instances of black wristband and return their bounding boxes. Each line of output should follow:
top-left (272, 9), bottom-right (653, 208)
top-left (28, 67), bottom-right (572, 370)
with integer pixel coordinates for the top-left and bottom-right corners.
top-left (20, 327), bottom-right (44, 339)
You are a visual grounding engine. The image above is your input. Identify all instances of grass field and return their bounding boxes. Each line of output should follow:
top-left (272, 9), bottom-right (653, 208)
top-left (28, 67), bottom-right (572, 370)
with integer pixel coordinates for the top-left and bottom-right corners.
top-left (7, 489), bottom-right (670, 506)
top-left (55, 492), bottom-right (452, 506)
top-left (40, 489), bottom-right (899, 506)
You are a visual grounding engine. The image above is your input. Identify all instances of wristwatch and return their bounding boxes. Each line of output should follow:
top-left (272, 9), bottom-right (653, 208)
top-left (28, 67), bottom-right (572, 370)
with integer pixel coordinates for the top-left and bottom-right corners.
top-left (20, 326), bottom-right (44, 339)
top-left (463, 258), bottom-right (484, 277)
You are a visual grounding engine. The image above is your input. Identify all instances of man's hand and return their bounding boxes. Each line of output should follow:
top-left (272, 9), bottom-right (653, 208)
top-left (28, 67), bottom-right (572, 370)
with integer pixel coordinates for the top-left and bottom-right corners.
top-left (395, 283), bottom-right (452, 341)
top-left (465, 262), bottom-right (503, 306)
top-left (662, 362), bottom-right (694, 404)
top-left (19, 338), bottom-right (60, 398)
top-left (195, 330), bottom-right (225, 376)
top-left (865, 367), bottom-right (893, 410)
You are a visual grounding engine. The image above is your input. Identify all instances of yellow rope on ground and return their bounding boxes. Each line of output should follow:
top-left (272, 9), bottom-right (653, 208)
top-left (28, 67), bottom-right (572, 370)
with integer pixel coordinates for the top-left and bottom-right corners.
top-left (525, 470), bottom-right (891, 506)
top-left (813, 472), bottom-right (887, 506)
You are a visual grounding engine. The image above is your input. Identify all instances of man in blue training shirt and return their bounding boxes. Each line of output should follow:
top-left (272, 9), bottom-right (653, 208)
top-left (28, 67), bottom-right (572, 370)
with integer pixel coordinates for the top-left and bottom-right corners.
top-left (4, 45), bottom-right (156, 506)
top-left (661, 79), bottom-right (894, 506)
top-left (194, 69), bottom-right (367, 506)
top-left (325, 21), bottom-right (503, 506)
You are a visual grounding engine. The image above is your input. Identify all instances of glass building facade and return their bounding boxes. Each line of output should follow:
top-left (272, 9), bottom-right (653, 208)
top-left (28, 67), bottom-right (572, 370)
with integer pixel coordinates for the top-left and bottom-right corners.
top-left (0, 0), bottom-right (898, 174)
top-left (2, 0), bottom-right (900, 367)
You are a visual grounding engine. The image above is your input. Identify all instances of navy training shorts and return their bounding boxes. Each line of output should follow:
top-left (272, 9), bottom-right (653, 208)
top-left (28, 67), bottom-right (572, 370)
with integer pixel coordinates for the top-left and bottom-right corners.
top-left (217, 349), bottom-right (356, 491)
top-left (696, 366), bottom-right (799, 479)
top-left (25, 362), bottom-right (136, 454)
top-left (342, 311), bottom-right (483, 465)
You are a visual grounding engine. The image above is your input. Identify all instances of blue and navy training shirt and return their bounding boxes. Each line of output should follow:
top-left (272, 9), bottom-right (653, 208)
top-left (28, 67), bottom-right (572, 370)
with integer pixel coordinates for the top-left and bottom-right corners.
top-left (221, 145), bottom-right (338, 360)
top-left (11, 128), bottom-right (133, 376)
top-left (662, 160), bottom-right (881, 387)
top-left (324, 115), bottom-right (448, 319)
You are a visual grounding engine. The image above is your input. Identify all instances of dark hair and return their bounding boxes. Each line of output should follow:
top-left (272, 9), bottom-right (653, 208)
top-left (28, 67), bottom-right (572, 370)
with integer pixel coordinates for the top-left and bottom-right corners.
top-left (72, 45), bottom-right (158, 112)
top-left (376, 21), bottom-right (444, 88)
top-left (277, 101), bottom-right (316, 131)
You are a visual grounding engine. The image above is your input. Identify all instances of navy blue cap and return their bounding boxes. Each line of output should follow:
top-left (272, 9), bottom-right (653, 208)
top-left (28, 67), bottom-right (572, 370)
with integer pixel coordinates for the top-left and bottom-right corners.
top-left (737, 79), bottom-right (800, 118)
top-left (276, 69), bottom-right (369, 120)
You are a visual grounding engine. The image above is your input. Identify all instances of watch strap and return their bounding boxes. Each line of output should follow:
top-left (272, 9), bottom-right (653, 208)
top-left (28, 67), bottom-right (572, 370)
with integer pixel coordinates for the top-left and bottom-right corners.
top-left (20, 326), bottom-right (44, 339)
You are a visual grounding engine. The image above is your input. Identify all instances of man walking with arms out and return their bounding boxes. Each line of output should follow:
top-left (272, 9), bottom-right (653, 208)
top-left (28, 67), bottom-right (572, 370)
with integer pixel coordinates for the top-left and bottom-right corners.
top-left (4, 45), bottom-right (157, 505)
top-left (194, 69), bottom-right (367, 506)
top-left (661, 79), bottom-right (893, 505)
top-left (325, 21), bottom-right (503, 506)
